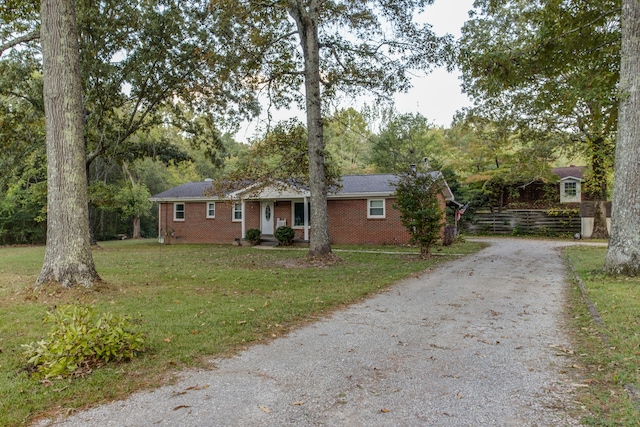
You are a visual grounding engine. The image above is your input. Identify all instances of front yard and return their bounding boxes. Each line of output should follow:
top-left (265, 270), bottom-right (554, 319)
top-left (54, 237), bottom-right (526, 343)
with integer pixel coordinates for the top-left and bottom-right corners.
top-left (0, 239), bottom-right (482, 426)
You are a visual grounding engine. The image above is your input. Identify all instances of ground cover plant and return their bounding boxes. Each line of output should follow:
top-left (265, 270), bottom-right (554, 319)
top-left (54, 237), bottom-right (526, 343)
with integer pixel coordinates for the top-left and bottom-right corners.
top-left (565, 246), bottom-right (640, 426)
top-left (0, 239), bottom-right (483, 425)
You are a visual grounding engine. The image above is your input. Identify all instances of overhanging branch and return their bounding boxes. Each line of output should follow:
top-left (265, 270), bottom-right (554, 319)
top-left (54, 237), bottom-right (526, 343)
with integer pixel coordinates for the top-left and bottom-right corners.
top-left (0, 30), bottom-right (41, 56)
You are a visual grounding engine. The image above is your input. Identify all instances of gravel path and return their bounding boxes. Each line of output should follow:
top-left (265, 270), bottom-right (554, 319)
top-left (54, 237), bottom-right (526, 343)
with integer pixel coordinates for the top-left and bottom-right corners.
top-left (41, 238), bottom-right (585, 426)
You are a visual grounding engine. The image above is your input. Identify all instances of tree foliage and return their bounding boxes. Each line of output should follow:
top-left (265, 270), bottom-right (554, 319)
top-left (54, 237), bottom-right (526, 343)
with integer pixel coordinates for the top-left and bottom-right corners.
top-left (458, 0), bottom-right (620, 236)
top-left (324, 108), bottom-right (374, 175)
top-left (394, 168), bottom-right (444, 258)
top-left (371, 112), bottom-right (445, 173)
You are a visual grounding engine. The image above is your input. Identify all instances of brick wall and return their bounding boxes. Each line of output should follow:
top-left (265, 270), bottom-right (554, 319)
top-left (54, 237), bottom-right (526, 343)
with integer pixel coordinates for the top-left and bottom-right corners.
top-left (158, 196), bottom-right (446, 245)
top-left (327, 198), bottom-right (412, 245)
top-left (159, 201), bottom-right (253, 244)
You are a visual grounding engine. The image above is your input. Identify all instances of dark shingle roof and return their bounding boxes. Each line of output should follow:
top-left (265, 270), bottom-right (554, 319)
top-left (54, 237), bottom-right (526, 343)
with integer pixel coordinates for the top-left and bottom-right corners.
top-left (333, 174), bottom-right (398, 195)
top-left (553, 166), bottom-right (585, 180)
top-left (150, 172), bottom-right (451, 200)
top-left (150, 181), bottom-right (216, 200)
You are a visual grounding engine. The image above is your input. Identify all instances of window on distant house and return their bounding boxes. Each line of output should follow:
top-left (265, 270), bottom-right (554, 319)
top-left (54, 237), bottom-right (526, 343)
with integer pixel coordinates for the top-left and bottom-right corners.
top-left (368, 199), bottom-right (385, 218)
top-left (564, 182), bottom-right (577, 197)
top-left (293, 202), bottom-right (310, 227)
top-left (174, 203), bottom-right (185, 221)
top-left (206, 202), bottom-right (215, 218)
top-left (232, 203), bottom-right (243, 221)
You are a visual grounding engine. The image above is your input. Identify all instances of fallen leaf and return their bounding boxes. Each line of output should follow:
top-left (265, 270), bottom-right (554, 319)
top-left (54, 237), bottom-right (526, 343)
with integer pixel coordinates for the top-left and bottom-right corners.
top-left (258, 405), bottom-right (271, 413)
top-left (164, 337), bottom-right (172, 343)
top-left (173, 405), bottom-right (191, 410)
top-left (186, 384), bottom-right (209, 391)
top-left (381, 408), bottom-right (391, 413)
top-left (238, 320), bottom-right (247, 325)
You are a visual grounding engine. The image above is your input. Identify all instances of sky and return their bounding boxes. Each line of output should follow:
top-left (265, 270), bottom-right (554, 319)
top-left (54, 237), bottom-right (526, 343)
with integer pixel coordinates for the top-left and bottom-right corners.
top-left (392, 0), bottom-right (476, 126)
top-left (235, 0), bottom-right (476, 142)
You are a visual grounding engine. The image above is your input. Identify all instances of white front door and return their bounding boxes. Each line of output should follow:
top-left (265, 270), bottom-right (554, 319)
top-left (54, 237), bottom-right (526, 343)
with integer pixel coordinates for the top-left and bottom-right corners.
top-left (261, 201), bottom-right (274, 235)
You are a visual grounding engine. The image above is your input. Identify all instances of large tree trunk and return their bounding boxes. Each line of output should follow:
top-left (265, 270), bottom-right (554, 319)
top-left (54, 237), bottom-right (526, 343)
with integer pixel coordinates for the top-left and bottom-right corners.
top-left (287, 0), bottom-right (332, 257)
top-left (36, 0), bottom-right (100, 288)
top-left (605, 0), bottom-right (640, 275)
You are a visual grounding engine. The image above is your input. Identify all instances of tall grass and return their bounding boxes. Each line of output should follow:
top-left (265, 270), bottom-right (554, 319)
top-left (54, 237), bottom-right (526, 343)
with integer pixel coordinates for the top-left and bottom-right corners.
top-left (0, 239), bottom-right (483, 425)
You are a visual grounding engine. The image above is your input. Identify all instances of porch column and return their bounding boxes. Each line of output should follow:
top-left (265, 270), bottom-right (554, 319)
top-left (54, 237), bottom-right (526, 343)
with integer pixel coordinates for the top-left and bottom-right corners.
top-left (241, 199), bottom-right (246, 239)
top-left (303, 195), bottom-right (309, 241)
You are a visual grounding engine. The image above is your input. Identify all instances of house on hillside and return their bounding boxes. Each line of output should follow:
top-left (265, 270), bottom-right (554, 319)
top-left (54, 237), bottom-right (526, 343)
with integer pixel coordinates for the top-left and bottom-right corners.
top-left (149, 173), bottom-right (454, 245)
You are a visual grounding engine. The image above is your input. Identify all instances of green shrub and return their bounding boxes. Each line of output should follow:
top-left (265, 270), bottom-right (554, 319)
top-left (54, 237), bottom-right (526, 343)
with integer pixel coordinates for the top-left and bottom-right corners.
top-left (22, 304), bottom-right (146, 379)
top-left (274, 226), bottom-right (295, 246)
top-left (245, 228), bottom-right (261, 245)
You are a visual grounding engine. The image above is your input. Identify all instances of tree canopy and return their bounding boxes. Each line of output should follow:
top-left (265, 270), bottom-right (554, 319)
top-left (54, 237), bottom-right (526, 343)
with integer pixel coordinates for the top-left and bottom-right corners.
top-left (458, 0), bottom-right (620, 236)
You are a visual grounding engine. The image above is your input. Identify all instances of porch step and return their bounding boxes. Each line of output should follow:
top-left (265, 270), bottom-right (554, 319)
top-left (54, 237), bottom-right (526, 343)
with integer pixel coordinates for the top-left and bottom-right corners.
top-left (258, 235), bottom-right (279, 247)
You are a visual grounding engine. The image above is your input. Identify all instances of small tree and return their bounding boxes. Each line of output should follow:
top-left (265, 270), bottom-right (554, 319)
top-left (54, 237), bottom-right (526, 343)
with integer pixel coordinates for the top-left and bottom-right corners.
top-left (394, 169), bottom-right (444, 259)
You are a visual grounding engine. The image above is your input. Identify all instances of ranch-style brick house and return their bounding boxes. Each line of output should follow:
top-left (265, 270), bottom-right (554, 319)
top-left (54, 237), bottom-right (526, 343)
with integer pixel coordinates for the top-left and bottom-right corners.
top-left (149, 173), bottom-right (454, 245)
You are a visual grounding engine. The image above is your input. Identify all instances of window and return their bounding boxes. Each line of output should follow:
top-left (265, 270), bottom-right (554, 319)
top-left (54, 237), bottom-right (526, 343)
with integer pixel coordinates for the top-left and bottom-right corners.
top-left (564, 182), bottom-right (577, 197)
top-left (206, 202), bottom-right (215, 218)
top-left (232, 203), bottom-right (243, 221)
top-left (293, 202), bottom-right (310, 227)
top-left (174, 203), bottom-right (185, 221)
top-left (368, 199), bottom-right (385, 218)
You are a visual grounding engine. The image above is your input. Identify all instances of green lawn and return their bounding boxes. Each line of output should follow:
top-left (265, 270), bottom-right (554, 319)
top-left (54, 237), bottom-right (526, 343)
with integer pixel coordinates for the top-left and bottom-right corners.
top-left (564, 246), bottom-right (640, 426)
top-left (0, 239), bottom-right (484, 426)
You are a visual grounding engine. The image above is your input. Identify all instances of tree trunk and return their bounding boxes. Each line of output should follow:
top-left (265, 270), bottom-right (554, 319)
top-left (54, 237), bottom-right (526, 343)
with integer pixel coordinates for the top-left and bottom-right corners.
top-left (287, 0), bottom-right (332, 257)
top-left (605, 0), bottom-right (640, 275)
top-left (36, 0), bottom-right (100, 288)
top-left (589, 138), bottom-right (610, 239)
top-left (122, 161), bottom-right (143, 239)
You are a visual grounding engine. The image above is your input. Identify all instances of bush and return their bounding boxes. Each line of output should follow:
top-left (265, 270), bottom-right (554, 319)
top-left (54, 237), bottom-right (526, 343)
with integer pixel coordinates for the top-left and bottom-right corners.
top-left (275, 226), bottom-right (295, 246)
top-left (22, 304), bottom-right (146, 379)
top-left (245, 228), bottom-right (261, 245)
top-left (394, 170), bottom-right (444, 258)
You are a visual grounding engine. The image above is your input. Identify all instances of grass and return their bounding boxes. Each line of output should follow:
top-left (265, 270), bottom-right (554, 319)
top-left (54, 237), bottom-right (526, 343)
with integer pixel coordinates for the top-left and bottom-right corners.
top-left (564, 246), bottom-right (640, 426)
top-left (0, 239), bottom-right (484, 426)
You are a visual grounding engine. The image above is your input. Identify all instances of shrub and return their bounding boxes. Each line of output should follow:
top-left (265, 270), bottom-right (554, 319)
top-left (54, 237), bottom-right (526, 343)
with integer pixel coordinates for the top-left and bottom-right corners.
top-left (275, 226), bottom-right (295, 246)
top-left (245, 228), bottom-right (261, 245)
top-left (22, 304), bottom-right (146, 379)
top-left (394, 169), bottom-right (444, 258)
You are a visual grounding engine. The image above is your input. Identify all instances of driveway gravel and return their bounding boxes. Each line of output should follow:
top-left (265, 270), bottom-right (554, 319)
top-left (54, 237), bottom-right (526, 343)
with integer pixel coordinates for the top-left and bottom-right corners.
top-left (41, 238), bottom-right (586, 426)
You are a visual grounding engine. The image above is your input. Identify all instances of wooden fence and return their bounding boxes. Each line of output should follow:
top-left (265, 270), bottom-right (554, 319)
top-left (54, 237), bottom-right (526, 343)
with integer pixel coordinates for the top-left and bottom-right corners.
top-left (463, 210), bottom-right (581, 236)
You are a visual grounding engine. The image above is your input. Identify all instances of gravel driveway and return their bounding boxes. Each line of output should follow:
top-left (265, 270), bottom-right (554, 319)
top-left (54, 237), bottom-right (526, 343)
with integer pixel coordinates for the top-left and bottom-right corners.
top-left (42, 238), bottom-right (585, 426)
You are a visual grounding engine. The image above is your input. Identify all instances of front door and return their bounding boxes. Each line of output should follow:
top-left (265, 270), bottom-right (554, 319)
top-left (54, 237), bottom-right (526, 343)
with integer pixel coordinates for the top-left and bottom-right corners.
top-left (261, 201), bottom-right (274, 235)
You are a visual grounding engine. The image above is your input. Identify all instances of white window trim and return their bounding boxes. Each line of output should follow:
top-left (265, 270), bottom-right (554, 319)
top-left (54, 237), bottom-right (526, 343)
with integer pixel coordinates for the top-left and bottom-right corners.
top-left (206, 202), bottom-right (216, 219)
top-left (367, 198), bottom-right (386, 219)
top-left (232, 203), bottom-right (243, 222)
top-left (174, 203), bottom-right (185, 221)
top-left (564, 181), bottom-right (577, 197)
